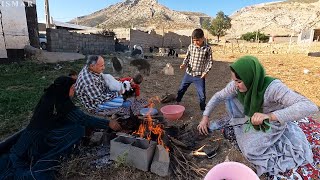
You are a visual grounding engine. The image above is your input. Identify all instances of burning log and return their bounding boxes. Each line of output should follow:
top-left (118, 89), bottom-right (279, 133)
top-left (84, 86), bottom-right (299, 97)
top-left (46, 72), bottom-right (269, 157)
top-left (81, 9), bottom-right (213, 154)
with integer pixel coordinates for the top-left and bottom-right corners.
top-left (133, 96), bottom-right (171, 151)
top-left (119, 96), bottom-right (209, 178)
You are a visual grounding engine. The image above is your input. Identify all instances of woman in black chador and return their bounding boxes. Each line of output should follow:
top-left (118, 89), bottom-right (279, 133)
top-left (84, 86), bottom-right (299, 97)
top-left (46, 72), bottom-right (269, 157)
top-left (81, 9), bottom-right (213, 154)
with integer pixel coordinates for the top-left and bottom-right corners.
top-left (0, 76), bottom-right (120, 179)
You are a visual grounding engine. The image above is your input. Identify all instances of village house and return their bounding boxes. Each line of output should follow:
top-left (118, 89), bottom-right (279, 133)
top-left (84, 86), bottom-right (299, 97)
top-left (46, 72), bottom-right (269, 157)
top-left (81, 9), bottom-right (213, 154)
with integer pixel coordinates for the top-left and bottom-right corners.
top-left (0, 0), bottom-right (38, 61)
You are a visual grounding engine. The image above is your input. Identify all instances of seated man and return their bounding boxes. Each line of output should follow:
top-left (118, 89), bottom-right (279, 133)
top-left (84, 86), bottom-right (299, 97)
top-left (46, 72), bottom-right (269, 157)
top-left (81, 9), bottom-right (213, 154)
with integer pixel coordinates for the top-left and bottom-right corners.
top-left (75, 55), bottom-right (120, 112)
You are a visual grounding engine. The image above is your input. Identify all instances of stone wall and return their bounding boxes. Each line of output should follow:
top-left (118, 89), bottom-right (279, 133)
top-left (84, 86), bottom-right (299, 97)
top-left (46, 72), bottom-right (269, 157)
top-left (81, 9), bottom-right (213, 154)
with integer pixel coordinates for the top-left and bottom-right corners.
top-left (213, 41), bottom-right (320, 54)
top-left (273, 36), bottom-right (298, 43)
top-left (113, 28), bottom-right (131, 46)
top-left (158, 29), bottom-right (215, 41)
top-left (129, 29), bottom-right (190, 49)
top-left (129, 29), bottom-right (162, 48)
top-left (163, 31), bottom-right (190, 48)
top-left (112, 28), bottom-right (192, 50)
top-left (46, 29), bottom-right (115, 54)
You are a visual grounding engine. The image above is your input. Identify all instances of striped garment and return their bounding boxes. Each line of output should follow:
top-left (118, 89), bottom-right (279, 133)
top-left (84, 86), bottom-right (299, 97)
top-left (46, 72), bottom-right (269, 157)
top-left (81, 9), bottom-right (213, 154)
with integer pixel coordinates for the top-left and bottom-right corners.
top-left (75, 66), bottom-right (118, 111)
top-left (182, 43), bottom-right (213, 76)
top-left (98, 96), bottom-right (124, 109)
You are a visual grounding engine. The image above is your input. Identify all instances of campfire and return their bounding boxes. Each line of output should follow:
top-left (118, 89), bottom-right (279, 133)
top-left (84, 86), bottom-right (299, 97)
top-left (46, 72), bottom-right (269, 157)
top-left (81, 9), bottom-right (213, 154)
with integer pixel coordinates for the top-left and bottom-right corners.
top-left (111, 96), bottom-right (208, 179)
top-left (133, 96), bottom-right (170, 151)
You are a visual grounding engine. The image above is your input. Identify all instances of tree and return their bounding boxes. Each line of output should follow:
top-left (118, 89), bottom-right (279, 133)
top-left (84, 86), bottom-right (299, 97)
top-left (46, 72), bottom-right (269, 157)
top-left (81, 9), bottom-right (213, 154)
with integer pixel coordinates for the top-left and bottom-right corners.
top-left (241, 31), bottom-right (269, 42)
top-left (201, 18), bottom-right (211, 31)
top-left (204, 11), bottom-right (231, 42)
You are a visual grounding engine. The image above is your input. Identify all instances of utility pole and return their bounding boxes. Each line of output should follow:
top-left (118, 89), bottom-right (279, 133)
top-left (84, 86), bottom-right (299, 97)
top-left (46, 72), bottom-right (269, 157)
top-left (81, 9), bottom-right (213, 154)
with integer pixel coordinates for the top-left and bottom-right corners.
top-left (45, 0), bottom-right (51, 28)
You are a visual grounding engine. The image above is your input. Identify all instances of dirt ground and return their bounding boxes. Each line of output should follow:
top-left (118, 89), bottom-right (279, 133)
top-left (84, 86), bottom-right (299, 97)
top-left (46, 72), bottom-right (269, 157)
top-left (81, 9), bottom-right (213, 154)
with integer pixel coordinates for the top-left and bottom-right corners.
top-left (60, 48), bottom-right (320, 179)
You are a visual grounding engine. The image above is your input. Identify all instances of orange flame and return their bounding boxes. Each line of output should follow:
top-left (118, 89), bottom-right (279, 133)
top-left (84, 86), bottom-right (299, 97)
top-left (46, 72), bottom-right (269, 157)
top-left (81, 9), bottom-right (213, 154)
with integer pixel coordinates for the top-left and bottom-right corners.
top-left (133, 96), bottom-right (169, 151)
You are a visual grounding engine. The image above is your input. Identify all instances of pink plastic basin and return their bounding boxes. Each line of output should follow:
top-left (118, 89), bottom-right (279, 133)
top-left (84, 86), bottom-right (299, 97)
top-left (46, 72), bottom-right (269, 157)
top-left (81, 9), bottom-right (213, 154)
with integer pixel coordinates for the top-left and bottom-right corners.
top-left (160, 105), bottom-right (185, 121)
top-left (204, 162), bottom-right (259, 180)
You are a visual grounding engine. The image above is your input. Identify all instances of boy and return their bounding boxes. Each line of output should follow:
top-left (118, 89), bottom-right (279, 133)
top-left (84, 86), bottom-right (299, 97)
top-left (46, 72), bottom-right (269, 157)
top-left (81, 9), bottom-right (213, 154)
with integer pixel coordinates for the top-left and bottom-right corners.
top-left (119, 73), bottom-right (143, 98)
top-left (176, 28), bottom-right (213, 111)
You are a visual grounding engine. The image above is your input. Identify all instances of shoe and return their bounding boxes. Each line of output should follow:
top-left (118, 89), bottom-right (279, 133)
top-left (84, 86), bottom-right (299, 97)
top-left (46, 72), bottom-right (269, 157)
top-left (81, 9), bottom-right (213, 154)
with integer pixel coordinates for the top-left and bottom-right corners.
top-left (161, 93), bottom-right (176, 103)
top-left (200, 104), bottom-right (206, 111)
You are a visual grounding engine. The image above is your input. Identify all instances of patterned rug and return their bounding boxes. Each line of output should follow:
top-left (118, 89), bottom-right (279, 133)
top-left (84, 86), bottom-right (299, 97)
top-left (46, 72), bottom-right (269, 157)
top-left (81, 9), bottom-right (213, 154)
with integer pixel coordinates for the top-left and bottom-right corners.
top-left (96, 97), bottom-right (149, 116)
top-left (271, 117), bottom-right (320, 180)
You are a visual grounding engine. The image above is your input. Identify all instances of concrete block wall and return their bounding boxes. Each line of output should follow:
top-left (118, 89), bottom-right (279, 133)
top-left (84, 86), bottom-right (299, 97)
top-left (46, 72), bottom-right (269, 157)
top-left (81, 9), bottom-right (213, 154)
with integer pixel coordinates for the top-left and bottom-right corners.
top-left (46, 29), bottom-right (115, 54)
top-left (163, 31), bottom-right (190, 48)
top-left (112, 28), bottom-right (191, 50)
top-left (129, 29), bottom-right (190, 49)
top-left (113, 28), bottom-right (131, 40)
top-left (129, 29), bottom-right (162, 49)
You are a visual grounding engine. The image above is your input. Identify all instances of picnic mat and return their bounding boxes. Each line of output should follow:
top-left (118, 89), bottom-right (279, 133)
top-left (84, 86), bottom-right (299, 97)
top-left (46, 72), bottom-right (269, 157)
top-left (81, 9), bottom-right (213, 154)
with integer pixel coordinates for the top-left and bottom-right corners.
top-left (96, 98), bottom-right (149, 116)
top-left (271, 117), bottom-right (320, 180)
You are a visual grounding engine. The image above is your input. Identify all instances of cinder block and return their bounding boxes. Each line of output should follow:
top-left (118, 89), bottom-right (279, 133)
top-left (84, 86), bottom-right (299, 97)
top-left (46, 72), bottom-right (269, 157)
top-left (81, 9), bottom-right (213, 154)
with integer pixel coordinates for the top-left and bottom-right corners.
top-left (127, 138), bottom-right (157, 172)
top-left (150, 145), bottom-right (170, 176)
top-left (110, 136), bottom-right (135, 161)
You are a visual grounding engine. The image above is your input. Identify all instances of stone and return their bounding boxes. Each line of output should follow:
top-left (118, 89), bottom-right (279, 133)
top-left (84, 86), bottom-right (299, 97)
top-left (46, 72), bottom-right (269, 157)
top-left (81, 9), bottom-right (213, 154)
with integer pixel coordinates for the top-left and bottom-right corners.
top-left (24, 45), bottom-right (42, 57)
top-left (150, 145), bottom-right (170, 176)
top-left (90, 132), bottom-right (104, 145)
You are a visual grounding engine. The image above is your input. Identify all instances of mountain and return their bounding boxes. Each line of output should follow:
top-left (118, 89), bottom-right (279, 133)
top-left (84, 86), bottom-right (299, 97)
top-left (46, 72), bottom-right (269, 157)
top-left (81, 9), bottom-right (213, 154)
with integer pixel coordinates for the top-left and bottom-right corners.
top-left (229, 0), bottom-right (320, 37)
top-left (71, 0), bottom-right (320, 37)
top-left (70, 0), bottom-right (209, 29)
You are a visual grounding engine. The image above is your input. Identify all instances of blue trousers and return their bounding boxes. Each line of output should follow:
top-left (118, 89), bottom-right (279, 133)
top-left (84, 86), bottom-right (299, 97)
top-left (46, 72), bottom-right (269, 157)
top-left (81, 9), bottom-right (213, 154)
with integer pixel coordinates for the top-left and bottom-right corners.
top-left (176, 73), bottom-right (206, 110)
top-left (0, 123), bottom-right (85, 180)
top-left (208, 98), bottom-right (244, 131)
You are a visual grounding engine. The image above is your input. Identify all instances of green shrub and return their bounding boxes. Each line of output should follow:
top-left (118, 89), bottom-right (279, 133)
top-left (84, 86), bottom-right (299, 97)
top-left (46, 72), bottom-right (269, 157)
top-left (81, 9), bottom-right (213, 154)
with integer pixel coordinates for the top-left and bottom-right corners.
top-left (240, 31), bottom-right (269, 42)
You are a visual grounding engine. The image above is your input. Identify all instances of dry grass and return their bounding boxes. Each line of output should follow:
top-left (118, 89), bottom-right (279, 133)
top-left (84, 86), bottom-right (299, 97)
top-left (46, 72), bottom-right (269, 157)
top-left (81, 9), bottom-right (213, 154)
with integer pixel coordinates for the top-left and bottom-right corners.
top-left (213, 42), bottom-right (320, 106)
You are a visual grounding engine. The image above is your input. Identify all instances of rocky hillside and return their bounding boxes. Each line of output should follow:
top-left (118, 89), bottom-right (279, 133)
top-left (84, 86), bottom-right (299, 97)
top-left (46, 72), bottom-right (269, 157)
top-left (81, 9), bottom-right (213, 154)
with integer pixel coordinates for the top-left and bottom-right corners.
top-left (70, 0), bottom-right (209, 29)
top-left (71, 0), bottom-right (320, 37)
top-left (229, 0), bottom-right (320, 37)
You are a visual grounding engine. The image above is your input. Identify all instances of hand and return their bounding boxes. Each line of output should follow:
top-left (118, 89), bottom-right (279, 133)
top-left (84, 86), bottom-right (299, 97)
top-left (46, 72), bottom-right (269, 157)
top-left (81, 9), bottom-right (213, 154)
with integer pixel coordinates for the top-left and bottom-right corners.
top-left (201, 73), bottom-right (207, 79)
top-left (109, 120), bottom-right (122, 131)
top-left (180, 64), bottom-right (186, 69)
top-left (119, 89), bottom-right (125, 95)
top-left (251, 113), bottom-right (270, 125)
top-left (197, 116), bottom-right (210, 135)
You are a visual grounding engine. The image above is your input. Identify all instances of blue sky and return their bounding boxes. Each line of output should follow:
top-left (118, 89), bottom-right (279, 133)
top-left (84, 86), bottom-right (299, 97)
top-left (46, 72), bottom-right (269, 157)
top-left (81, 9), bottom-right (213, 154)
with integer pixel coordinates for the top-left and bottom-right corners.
top-left (36, 0), bottom-right (280, 23)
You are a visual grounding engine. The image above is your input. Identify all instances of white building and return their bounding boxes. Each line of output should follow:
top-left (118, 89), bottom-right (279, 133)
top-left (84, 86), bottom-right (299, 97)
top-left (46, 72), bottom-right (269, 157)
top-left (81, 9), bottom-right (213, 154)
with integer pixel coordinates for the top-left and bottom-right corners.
top-left (298, 28), bottom-right (320, 44)
top-left (0, 0), bottom-right (35, 59)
